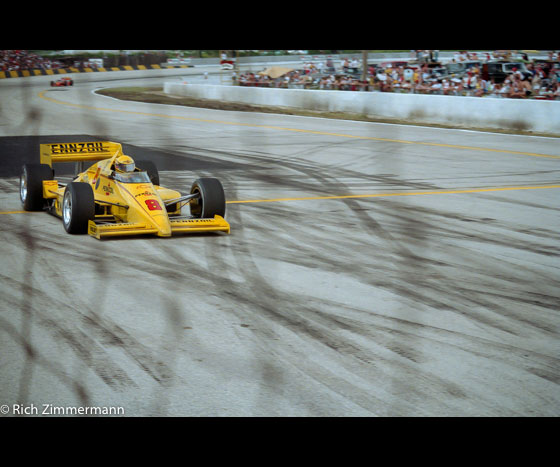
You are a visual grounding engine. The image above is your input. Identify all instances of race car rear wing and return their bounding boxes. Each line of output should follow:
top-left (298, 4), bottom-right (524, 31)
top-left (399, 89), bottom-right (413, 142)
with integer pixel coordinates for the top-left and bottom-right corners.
top-left (40, 141), bottom-right (123, 167)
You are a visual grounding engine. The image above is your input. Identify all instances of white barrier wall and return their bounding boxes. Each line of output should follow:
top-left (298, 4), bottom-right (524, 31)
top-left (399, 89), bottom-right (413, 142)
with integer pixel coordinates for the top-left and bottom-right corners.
top-left (164, 82), bottom-right (560, 135)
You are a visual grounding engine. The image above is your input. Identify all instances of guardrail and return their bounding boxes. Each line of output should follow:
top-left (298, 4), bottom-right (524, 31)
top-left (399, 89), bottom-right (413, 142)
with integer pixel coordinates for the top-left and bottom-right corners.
top-left (237, 79), bottom-right (559, 100)
top-left (164, 82), bottom-right (560, 135)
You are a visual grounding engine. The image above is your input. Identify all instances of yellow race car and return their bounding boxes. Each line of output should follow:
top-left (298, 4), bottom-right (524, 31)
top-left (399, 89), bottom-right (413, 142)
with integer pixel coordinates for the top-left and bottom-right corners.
top-left (19, 141), bottom-right (230, 239)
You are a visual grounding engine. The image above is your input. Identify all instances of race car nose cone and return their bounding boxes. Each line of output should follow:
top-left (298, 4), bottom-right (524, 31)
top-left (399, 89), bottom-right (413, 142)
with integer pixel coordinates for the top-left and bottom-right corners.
top-left (152, 213), bottom-right (172, 237)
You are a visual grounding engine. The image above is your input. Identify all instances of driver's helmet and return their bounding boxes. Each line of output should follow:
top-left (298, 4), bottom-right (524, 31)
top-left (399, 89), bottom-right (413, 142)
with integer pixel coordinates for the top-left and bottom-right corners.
top-left (115, 155), bottom-right (135, 173)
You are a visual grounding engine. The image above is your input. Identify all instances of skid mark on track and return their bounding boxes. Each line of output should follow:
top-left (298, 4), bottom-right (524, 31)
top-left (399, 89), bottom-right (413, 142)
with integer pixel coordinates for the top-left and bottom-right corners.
top-left (176, 183), bottom-right (560, 413)
top-left (0, 226), bottom-right (177, 395)
top-left (2, 119), bottom-right (559, 414)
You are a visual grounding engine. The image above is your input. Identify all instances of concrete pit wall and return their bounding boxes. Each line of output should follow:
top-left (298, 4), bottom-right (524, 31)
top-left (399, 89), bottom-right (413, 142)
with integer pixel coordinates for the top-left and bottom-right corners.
top-left (164, 82), bottom-right (560, 135)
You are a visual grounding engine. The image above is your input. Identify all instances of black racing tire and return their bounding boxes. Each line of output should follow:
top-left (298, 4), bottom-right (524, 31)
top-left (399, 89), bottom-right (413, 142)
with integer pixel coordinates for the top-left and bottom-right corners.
top-left (136, 160), bottom-right (159, 186)
top-left (62, 182), bottom-right (95, 234)
top-left (20, 163), bottom-right (53, 211)
top-left (189, 178), bottom-right (226, 219)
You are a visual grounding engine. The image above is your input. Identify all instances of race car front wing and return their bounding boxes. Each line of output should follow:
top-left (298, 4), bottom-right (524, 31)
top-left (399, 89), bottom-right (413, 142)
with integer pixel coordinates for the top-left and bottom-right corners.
top-left (87, 215), bottom-right (230, 239)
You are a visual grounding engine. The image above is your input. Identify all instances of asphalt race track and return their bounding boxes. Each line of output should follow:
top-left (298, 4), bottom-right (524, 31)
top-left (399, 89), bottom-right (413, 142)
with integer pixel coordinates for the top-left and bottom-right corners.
top-left (1, 72), bottom-right (559, 416)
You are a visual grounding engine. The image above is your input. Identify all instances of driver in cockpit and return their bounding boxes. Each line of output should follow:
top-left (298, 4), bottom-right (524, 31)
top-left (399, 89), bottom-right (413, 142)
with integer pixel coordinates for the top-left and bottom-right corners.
top-left (111, 155), bottom-right (151, 184)
top-left (114, 155), bottom-right (136, 173)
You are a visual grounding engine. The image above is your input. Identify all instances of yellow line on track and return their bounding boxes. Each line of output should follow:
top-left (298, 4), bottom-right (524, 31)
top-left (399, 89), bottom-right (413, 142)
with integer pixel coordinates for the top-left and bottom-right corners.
top-left (2, 185), bottom-right (558, 215)
top-left (225, 184), bottom-right (560, 205)
top-left (38, 91), bottom-right (560, 160)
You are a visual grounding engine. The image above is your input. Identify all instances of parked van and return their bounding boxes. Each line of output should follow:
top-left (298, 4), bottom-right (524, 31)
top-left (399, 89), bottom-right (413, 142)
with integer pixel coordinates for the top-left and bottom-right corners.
top-left (482, 61), bottom-right (530, 82)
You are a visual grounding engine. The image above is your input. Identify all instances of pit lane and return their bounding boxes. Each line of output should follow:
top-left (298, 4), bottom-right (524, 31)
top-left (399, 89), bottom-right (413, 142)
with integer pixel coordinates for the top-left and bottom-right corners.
top-left (0, 72), bottom-right (559, 416)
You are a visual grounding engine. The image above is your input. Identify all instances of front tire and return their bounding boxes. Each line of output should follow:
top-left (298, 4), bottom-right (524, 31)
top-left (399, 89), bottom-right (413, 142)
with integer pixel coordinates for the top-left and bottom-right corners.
top-left (20, 163), bottom-right (53, 211)
top-left (62, 182), bottom-right (94, 234)
top-left (190, 178), bottom-right (226, 218)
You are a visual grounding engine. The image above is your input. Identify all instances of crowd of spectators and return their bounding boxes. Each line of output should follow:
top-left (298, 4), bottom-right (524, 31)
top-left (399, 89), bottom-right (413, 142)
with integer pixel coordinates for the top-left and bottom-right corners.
top-left (3, 49), bottom-right (559, 100)
top-left (237, 51), bottom-right (560, 100)
top-left (1, 50), bottom-right (63, 72)
top-left (367, 60), bottom-right (559, 99)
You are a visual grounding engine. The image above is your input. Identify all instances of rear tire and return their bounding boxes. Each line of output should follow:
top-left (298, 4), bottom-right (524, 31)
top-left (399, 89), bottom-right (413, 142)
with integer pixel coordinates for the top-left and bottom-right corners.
top-left (20, 164), bottom-right (53, 211)
top-left (62, 182), bottom-right (94, 234)
top-left (190, 178), bottom-right (226, 218)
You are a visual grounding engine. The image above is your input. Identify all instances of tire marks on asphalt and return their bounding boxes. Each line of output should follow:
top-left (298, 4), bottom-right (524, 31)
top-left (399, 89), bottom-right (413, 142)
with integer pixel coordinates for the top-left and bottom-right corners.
top-left (0, 223), bottom-right (176, 399)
